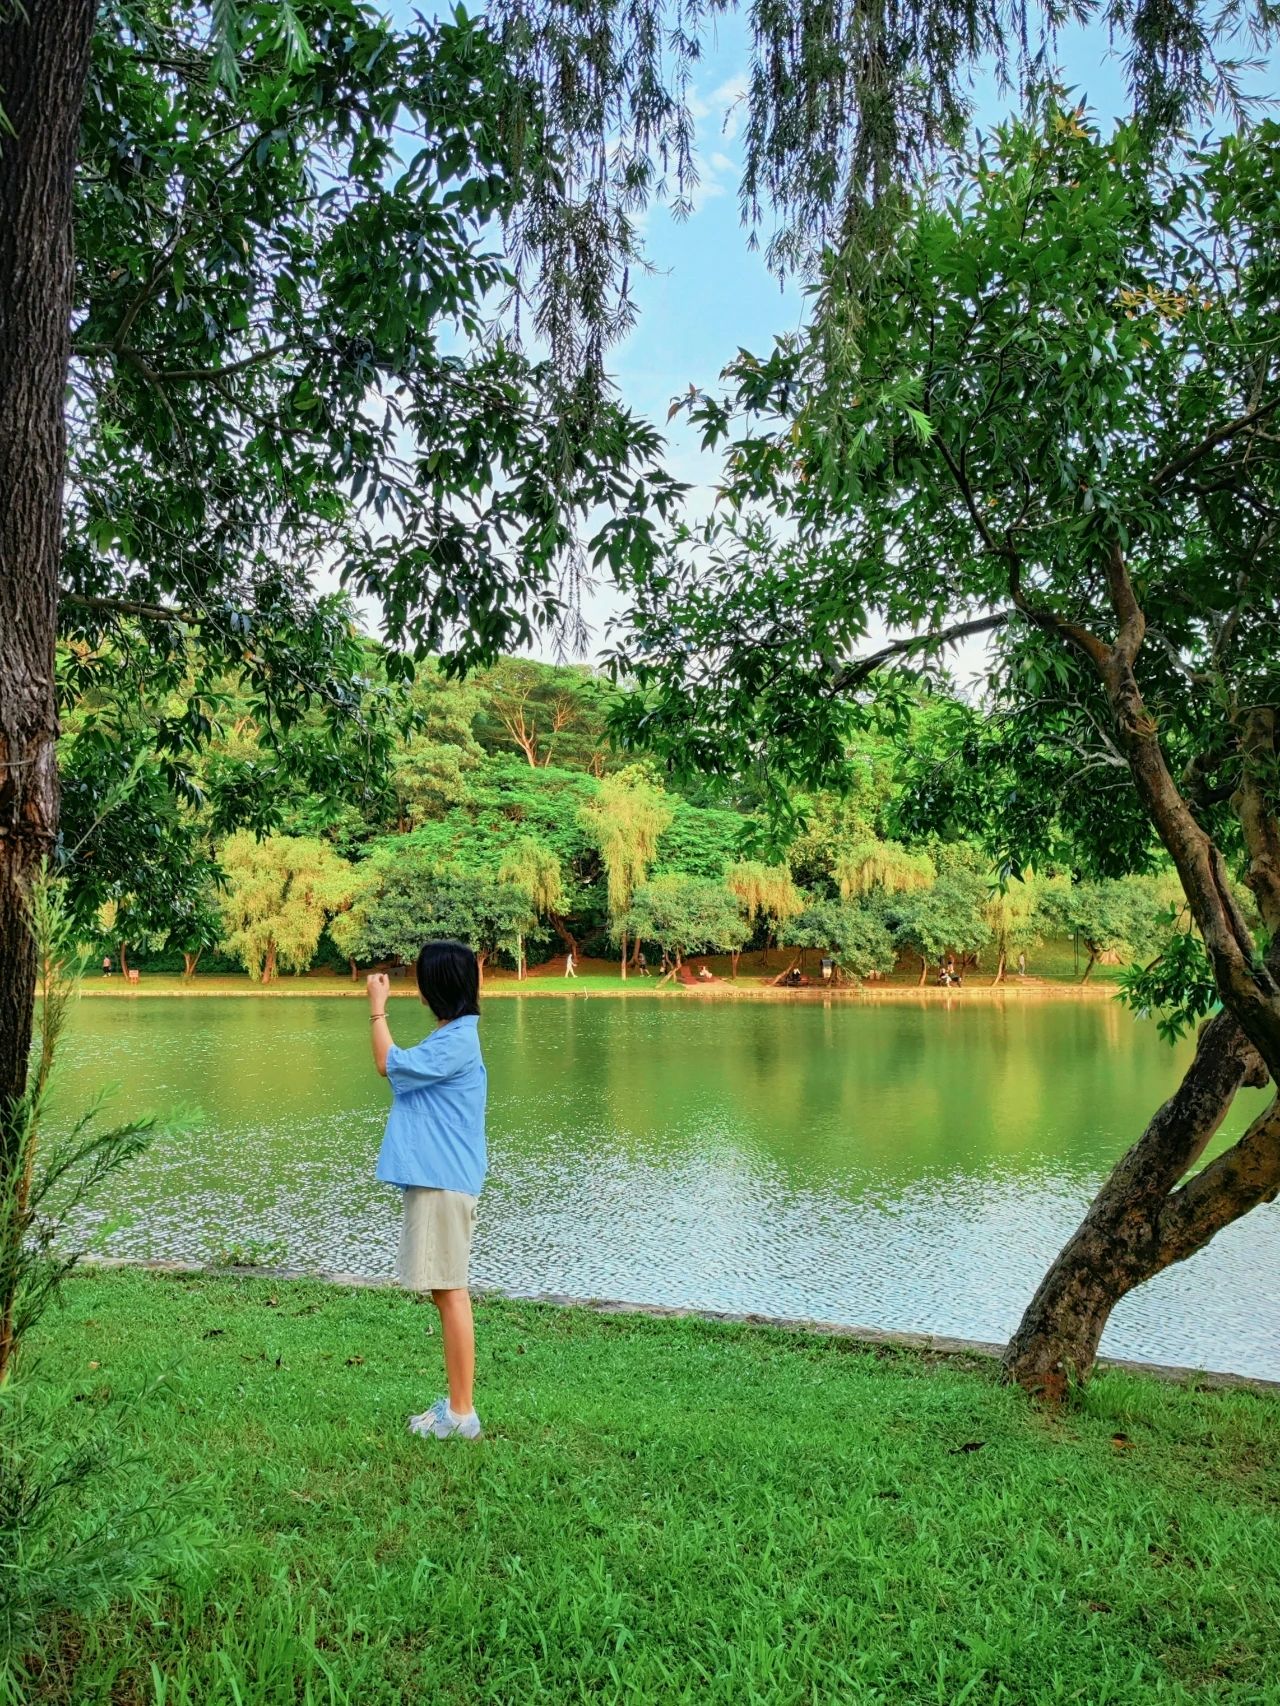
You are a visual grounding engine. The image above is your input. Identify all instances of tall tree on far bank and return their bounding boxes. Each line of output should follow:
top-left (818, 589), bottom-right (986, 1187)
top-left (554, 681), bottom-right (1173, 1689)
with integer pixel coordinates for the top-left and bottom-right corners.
top-left (498, 837), bottom-right (566, 977)
top-left (218, 833), bottom-right (352, 983)
top-left (621, 875), bottom-right (747, 972)
top-left (726, 861), bottom-right (803, 972)
top-left (775, 898), bottom-right (897, 984)
top-left (356, 851), bottom-right (533, 976)
top-left (579, 769), bottom-right (674, 977)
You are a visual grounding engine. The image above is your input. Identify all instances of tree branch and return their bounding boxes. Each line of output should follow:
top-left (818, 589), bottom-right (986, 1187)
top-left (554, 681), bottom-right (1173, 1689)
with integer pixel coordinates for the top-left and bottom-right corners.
top-left (1006, 557), bottom-right (1110, 669)
top-left (1232, 706), bottom-right (1280, 933)
top-left (1103, 543), bottom-right (1144, 668)
top-left (829, 612), bottom-right (1010, 692)
top-left (74, 341), bottom-right (289, 383)
top-left (1155, 1094), bottom-right (1280, 1266)
top-left (60, 592), bottom-right (193, 625)
top-left (1149, 398), bottom-right (1280, 490)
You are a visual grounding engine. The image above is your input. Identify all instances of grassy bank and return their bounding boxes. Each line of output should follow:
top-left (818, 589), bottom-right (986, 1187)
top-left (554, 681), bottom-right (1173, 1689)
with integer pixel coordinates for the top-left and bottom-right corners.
top-left (19, 1269), bottom-right (1280, 1703)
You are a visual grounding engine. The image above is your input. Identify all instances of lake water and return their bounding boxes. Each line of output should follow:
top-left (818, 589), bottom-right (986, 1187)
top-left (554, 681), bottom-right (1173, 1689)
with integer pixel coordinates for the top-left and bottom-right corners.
top-left (62, 994), bottom-right (1280, 1379)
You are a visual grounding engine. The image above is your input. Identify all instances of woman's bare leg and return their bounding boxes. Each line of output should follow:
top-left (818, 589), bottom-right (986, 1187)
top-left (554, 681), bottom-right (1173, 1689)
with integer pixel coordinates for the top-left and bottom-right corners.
top-left (432, 1287), bottom-right (475, 1415)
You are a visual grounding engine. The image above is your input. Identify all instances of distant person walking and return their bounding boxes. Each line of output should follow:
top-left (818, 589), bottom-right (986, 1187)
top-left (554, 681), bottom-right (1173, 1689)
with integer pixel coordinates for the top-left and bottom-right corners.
top-left (564, 950), bottom-right (577, 978)
top-left (1017, 951), bottom-right (1027, 977)
top-left (637, 950), bottom-right (649, 976)
top-left (102, 955), bottom-right (111, 976)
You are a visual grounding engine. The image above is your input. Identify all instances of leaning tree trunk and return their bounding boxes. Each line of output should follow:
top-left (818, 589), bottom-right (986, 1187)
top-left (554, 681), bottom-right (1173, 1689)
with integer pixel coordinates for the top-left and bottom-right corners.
top-left (548, 912), bottom-right (579, 960)
top-left (770, 951), bottom-right (803, 986)
top-left (119, 940), bottom-right (130, 978)
top-left (182, 950), bottom-right (202, 979)
top-left (992, 949), bottom-right (1007, 985)
top-left (1003, 1011), bottom-right (1272, 1395)
top-left (0, 5), bottom-right (95, 1161)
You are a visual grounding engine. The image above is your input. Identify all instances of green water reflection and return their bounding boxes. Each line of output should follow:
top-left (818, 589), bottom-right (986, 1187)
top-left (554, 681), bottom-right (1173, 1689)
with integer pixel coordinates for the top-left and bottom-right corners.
top-left (63, 994), bottom-right (1278, 1377)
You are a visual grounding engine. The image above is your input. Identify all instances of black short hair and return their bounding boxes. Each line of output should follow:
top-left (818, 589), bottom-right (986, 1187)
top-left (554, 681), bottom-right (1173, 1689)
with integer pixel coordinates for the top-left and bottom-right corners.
top-left (415, 939), bottom-right (480, 1021)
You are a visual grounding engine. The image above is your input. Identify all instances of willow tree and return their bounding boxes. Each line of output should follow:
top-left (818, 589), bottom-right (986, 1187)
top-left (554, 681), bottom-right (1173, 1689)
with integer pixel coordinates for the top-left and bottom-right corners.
top-left (984, 876), bottom-right (1042, 984)
top-left (725, 860), bottom-right (803, 973)
top-left (490, 0), bottom-right (1268, 390)
top-left (578, 770), bottom-right (674, 976)
top-left (835, 839), bottom-right (935, 901)
top-left (218, 833), bottom-right (353, 984)
top-left (498, 837), bottom-right (566, 977)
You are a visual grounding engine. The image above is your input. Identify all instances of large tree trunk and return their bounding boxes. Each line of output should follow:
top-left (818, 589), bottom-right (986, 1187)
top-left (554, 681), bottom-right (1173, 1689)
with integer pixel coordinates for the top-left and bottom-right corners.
top-left (182, 950), bottom-right (202, 979)
top-left (1080, 947), bottom-right (1097, 984)
top-left (119, 940), bottom-right (130, 978)
top-left (992, 949), bottom-right (1006, 985)
top-left (1004, 1012), bottom-right (1272, 1395)
top-left (548, 911), bottom-right (579, 959)
top-left (0, 4), bottom-right (94, 1149)
top-left (0, 3), bottom-right (95, 1386)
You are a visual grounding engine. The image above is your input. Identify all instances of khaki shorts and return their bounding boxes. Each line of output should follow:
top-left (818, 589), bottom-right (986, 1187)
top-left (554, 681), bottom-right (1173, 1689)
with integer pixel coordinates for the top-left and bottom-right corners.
top-left (397, 1187), bottom-right (478, 1291)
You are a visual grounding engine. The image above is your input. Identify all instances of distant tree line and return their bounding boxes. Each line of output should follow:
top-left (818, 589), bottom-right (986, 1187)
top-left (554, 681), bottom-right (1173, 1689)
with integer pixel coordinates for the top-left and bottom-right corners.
top-left (65, 651), bottom-right (1188, 986)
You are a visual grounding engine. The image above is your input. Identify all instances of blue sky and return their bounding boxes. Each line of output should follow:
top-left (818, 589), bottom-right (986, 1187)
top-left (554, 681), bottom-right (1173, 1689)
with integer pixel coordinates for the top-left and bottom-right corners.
top-left (381, 2), bottom-right (1276, 667)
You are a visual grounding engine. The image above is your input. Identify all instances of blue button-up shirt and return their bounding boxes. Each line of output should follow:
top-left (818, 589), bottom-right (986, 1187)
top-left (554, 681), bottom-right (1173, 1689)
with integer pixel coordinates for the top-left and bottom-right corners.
top-left (375, 1015), bottom-right (487, 1196)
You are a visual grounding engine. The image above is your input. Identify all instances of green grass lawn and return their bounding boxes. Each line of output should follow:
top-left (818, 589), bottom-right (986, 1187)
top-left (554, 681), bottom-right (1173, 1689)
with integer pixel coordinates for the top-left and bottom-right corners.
top-left (17, 1269), bottom-right (1280, 1704)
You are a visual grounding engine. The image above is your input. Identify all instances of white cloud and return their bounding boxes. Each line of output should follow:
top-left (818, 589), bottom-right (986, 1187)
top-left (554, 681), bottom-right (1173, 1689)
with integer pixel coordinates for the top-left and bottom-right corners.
top-left (689, 74), bottom-right (749, 143)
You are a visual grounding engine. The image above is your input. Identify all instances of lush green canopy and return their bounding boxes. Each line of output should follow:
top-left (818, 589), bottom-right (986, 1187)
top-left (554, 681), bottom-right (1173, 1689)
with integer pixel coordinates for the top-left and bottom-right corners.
top-left (610, 108), bottom-right (1280, 1384)
top-left (60, 0), bottom-right (681, 862)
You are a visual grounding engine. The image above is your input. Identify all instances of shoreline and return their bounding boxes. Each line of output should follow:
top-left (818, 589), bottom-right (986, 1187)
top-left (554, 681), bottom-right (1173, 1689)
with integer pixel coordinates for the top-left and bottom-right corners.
top-left (78, 977), bottom-right (1125, 1003)
top-left (81, 1256), bottom-right (1279, 1391)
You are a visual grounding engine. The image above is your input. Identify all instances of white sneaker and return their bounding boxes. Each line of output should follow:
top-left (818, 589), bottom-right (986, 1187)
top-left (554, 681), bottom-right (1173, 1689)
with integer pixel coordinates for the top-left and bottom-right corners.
top-left (408, 1398), bottom-right (482, 1440)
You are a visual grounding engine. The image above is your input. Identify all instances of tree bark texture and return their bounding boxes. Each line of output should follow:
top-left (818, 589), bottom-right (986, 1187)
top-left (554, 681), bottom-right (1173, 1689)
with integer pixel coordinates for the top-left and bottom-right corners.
top-left (1003, 1009), bottom-right (1273, 1394)
top-left (1005, 546), bottom-right (1280, 1388)
top-left (0, 4), bottom-right (95, 1163)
